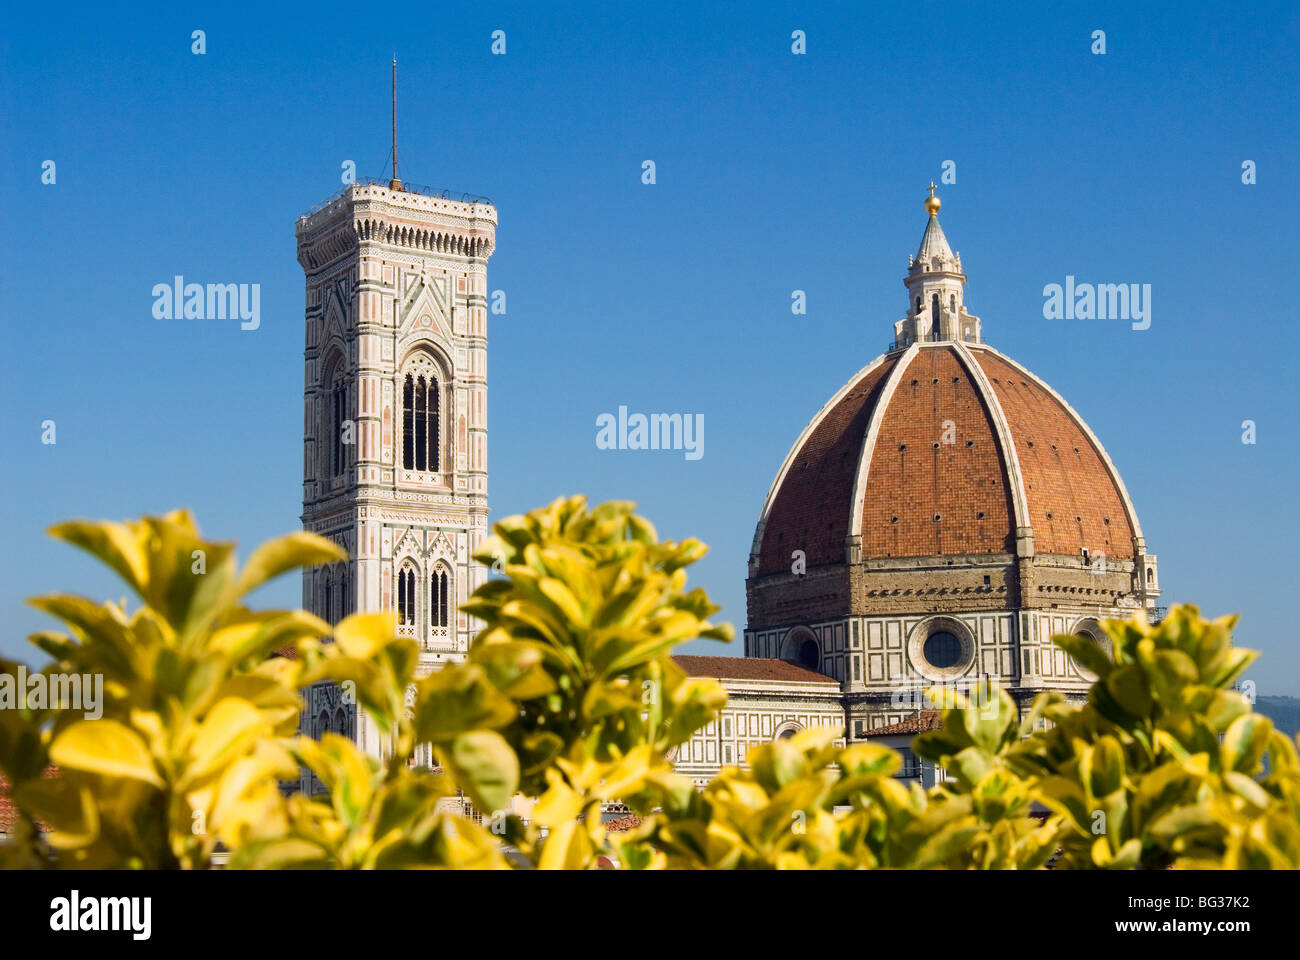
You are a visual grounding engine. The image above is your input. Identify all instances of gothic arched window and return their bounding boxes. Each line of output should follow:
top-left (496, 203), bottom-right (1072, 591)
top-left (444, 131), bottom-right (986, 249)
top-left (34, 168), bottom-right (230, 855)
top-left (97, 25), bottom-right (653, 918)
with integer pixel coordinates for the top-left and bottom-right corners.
top-left (402, 364), bottom-right (441, 473)
top-left (431, 567), bottom-right (450, 629)
top-left (397, 563), bottom-right (417, 627)
top-left (329, 375), bottom-right (347, 478)
top-left (323, 572), bottom-right (333, 626)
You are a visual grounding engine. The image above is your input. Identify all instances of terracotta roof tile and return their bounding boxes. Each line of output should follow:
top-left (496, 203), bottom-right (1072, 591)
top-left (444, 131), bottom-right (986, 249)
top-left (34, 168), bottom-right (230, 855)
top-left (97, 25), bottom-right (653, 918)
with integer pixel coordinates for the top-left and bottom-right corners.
top-left (602, 814), bottom-right (643, 833)
top-left (0, 767), bottom-right (59, 835)
top-left (973, 350), bottom-right (1133, 555)
top-left (860, 347), bottom-right (1015, 557)
top-left (0, 779), bottom-right (13, 835)
top-left (672, 655), bottom-right (836, 683)
top-left (757, 359), bottom-right (897, 574)
top-left (864, 711), bottom-right (942, 736)
top-left (755, 344), bottom-right (1137, 569)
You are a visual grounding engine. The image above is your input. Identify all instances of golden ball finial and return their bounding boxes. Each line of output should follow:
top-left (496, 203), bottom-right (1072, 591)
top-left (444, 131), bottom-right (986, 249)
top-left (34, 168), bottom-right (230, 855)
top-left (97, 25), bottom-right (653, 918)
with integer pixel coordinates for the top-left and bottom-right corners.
top-left (924, 181), bottom-right (941, 216)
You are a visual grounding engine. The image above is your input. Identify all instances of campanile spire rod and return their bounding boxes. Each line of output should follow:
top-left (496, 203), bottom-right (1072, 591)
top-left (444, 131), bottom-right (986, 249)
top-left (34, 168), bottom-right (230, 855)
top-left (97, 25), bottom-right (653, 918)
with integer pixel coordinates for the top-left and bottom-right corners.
top-left (390, 56), bottom-right (402, 191)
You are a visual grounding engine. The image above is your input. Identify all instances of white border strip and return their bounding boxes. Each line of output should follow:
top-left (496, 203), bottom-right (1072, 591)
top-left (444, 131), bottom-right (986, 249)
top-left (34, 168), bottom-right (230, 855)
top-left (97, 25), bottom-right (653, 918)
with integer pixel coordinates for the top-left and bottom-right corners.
top-left (846, 343), bottom-right (921, 545)
top-left (952, 341), bottom-right (1033, 547)
top-left (966, 343), bottom-right (1145, 543)
top-left (748, 352), bottom-right (895, 568)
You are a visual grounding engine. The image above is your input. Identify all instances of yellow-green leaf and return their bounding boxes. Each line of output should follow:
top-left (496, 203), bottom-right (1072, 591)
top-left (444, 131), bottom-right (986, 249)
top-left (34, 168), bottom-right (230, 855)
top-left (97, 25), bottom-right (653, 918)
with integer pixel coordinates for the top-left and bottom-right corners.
top-left (50, 720), bottom-right (163, 788)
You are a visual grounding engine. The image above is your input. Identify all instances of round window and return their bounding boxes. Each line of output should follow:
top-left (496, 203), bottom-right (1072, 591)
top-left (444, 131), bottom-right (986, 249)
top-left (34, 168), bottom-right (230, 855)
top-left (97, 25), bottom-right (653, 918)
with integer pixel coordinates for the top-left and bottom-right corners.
top-left (923, 631), bottom-right (962, 669)
top-left (1071, 626), bottom-right (1113, 680)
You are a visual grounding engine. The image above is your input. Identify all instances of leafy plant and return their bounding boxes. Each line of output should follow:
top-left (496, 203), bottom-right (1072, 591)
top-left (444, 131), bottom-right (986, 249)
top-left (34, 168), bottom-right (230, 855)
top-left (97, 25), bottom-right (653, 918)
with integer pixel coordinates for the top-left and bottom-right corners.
top-left (616, 684), bottom-right (1057, 870)
top-left (3, 500), bottom-right (1298, 871)
top-left (0, 498), bottom-right (733, 870)
top-left (0, 510), bottom-right (344, 868)
top-left (999, 607), bottom-right (1300, 869)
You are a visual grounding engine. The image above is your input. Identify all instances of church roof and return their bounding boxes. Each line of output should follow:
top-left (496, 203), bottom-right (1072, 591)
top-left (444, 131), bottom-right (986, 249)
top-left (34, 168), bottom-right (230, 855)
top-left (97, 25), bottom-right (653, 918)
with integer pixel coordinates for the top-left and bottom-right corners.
top-left (0, 768), bottom-right (58, 835)
top-left (750, 340), bottom-right (1140, 575)
top-left (0, 778), bottom-right (13, 834)
top-left (602, 814), bottom-right (644, 833)
top-left (672, 655), bottom-right (836, 684)
top-left (863, 711), bottom-right (942, 736)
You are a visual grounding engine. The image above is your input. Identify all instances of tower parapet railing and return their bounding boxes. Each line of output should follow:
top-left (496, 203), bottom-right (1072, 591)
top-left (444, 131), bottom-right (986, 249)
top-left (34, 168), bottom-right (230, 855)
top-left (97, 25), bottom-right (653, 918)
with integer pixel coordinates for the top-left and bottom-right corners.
top-left (298, 177), bottom-right (494, 221)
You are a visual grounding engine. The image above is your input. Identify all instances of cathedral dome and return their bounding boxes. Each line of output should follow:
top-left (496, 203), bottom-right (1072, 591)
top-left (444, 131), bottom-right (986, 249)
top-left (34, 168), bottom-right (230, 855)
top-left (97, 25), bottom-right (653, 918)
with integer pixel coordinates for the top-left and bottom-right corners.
top-left (749, 339), bottom-right (1142, 575)
top-left (747, 189), bottom-right (1154, 607)
top-left (739, 189), bottom-right (1161, 731)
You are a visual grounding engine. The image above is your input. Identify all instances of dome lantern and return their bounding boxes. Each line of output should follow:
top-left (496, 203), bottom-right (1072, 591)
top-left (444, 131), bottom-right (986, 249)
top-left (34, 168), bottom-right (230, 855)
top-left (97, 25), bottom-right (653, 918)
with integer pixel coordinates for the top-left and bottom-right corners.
top-left (895, 186), bottom-right (980, 348)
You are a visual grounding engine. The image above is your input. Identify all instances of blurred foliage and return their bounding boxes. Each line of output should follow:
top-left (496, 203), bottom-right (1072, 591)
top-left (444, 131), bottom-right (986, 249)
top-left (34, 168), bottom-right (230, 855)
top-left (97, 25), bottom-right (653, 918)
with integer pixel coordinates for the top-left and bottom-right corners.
top-left (1, 500), bottom-right (1296, 870)
top-left (993, 608), bottom-right (1300, 869)
top-left (0, 510), bottom-right (343, 868)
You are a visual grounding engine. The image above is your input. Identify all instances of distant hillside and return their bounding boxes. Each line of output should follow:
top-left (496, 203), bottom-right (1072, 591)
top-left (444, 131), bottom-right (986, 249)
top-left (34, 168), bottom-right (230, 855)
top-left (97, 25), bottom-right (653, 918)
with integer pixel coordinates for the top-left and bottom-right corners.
top-left (1255, 696), bottom-right (1300, 737)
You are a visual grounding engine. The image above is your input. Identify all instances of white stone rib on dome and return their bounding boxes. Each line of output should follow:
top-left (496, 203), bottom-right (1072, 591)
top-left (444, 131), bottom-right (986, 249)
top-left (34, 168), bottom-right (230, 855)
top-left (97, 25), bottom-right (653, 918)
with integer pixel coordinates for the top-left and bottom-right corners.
top-left (846, 343), bottom-right (919, 555)
top-left (951, 341), bottom-right (1033, 549)
top-left (967, 342), bottom-right (1146, 545)
top-left (747, 353), bottom-right (891, 571)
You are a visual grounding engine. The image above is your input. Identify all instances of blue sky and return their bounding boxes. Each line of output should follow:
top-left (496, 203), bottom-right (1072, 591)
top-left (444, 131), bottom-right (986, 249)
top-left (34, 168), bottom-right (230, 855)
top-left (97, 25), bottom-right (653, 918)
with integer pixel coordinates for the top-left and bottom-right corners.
top-left (2, 2), bottom-right (1297, 692)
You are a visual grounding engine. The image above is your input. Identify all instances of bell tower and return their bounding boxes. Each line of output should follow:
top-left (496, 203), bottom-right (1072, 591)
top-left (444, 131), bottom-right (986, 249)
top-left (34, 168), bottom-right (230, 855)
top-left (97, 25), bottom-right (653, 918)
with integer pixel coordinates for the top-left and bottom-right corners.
top-left (294, 85), bottom-right (497, 760)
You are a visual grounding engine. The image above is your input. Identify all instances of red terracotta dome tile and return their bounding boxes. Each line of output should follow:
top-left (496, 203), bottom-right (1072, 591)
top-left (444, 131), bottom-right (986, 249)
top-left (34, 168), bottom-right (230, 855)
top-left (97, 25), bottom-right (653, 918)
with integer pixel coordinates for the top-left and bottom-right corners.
top-left (860, 347), bottom-right (1015, 558)
top-left (972, 350), bottom-right (1133, 555)
top-left (753, 344), bottom-right (1138, 572)
top-left (755, 358), bottom-right (897, 575)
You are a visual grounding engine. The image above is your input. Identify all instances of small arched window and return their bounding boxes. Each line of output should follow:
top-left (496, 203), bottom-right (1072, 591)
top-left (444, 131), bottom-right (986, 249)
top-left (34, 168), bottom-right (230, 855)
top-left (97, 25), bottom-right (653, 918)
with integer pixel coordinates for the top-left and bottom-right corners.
top-left (431, 568), bottom-right (450, 628)
top-left (403, 368), bottom-right (441, 472)
top-left (323, 572), bottom-right (333, 626)
top-left (397, 563), bottom-right (417, 626)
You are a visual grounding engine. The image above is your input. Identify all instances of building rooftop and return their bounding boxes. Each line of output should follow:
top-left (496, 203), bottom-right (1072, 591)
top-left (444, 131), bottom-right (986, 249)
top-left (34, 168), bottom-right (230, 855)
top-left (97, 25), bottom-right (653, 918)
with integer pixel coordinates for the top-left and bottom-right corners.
top-left (750, 341), bottom-right (1140, 574)
top-left (673, 655), bottom-right (836, 684)
top-left (0, 768), bottom-right (58, 834)
top-left (863, 711), bottom-right (943, 736)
